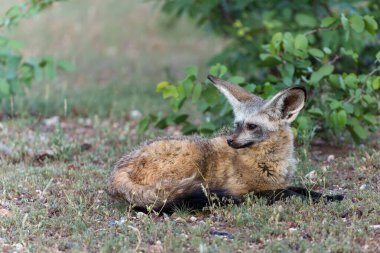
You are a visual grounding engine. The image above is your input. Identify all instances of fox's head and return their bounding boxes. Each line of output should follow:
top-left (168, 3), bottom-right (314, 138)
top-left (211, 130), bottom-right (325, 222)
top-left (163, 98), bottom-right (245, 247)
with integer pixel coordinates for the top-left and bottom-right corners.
top-left (208, 75), bottom-right (307, 149)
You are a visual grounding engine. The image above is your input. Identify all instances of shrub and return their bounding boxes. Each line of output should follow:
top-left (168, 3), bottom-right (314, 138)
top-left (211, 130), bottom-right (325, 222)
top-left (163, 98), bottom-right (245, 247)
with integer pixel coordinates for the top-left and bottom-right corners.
top-left (0, 0), bottom-right (72, 114)
top-left (140, 0), bottom-right (380, 143)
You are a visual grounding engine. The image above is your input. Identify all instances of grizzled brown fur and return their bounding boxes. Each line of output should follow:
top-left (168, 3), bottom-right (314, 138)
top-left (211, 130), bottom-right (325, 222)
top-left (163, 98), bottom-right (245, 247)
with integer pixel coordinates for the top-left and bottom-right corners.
top-left (108, 75), bottom-right (307, 209)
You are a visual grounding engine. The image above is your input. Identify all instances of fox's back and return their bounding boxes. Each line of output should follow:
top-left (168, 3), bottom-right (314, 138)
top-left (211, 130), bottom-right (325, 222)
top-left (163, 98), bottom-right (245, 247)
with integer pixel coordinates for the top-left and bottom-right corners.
top-left (113, 136), bottom-right (213, 186)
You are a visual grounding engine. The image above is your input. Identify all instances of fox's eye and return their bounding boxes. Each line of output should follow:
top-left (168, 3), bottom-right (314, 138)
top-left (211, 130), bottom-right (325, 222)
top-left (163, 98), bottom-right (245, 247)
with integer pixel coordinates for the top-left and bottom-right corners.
top-left (246, 123), bottom-right (258, 131)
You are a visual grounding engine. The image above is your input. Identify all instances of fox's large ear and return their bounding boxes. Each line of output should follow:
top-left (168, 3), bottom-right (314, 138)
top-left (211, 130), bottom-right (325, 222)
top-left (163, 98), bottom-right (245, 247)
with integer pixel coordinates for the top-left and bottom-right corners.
top-left (263, 87), bottom-right (307, 123)
top-left (207, 75), bottom-right (260, 110)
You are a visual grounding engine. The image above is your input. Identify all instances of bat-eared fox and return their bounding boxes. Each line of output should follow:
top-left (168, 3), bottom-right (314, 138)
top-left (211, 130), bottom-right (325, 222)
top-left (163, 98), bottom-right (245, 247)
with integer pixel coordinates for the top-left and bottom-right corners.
top-left (107, 75), bottom-right (343, 212)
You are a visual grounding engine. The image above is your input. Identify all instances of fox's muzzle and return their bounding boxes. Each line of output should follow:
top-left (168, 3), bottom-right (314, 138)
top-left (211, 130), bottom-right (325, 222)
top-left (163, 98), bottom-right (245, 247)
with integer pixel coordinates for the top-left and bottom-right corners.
top-left (227, 138), bottom-right (255, 149)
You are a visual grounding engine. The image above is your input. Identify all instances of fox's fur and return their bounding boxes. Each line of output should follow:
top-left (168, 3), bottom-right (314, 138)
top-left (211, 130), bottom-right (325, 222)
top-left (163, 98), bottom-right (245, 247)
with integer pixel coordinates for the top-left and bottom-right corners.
top-left (108, 75), bottom-right (343, 210)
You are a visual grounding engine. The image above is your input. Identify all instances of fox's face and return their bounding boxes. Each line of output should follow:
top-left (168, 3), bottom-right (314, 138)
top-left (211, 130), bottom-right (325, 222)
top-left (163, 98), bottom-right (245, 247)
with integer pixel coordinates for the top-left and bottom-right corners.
top-left (208, 75), bottom-right (306, 149)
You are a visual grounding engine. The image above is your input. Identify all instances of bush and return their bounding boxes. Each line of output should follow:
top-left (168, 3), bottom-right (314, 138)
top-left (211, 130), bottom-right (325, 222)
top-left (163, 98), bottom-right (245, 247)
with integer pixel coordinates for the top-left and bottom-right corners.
top-left (140, 0), bottom-right (380, 143)
top-left (0, 0), bottom-right (72, 114)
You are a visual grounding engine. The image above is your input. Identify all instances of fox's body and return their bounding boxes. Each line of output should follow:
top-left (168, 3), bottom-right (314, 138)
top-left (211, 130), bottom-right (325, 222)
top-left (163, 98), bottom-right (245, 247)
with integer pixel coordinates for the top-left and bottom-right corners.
top-left (108, 75), bottom-right (343, 210)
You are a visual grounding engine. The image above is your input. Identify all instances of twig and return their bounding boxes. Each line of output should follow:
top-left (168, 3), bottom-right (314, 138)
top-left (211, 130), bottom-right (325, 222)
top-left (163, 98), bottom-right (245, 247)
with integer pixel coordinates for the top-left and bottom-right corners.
top-left (128, 225), bottom-right (142, 253)
top-left (328, 55), bottom-right (341, 65)
top-left (304, 24), bottom-right (342, 36)
top-left (364, 67), bottom-right (380, 85)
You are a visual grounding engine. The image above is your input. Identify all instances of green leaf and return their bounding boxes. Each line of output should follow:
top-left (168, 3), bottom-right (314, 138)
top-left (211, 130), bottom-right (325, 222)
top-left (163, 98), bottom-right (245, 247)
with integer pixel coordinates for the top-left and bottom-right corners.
top-left (155, 118), bottom-right (168, 129)
top-left (348, 118), bottom-right (369, 140)
top-left (280, 64), bottom-right (295, 86)
top-left (203, 86), bottom-right (219, 105)
top-left (349, 14), bottom-right (365, 33)
top-left (192, 83), bottom-right (202, 103)
top-left (181, 122), bottom-right (197, 135)
top-left (295, 13), bottom-right (317, 28)
top-left (173, 114), bottom-right (188, 124)
top-left (269, 32), bottom-right (283, 54)
top-left (308, 107), bottom-right (324, 117)
top-left (308, 48), bottom-right (324, 58)
top-left (343, 103), bottom-right (354, 114)
top-left (376, 51), bottom-right (380, 61)
top-left (363, 114), bottom-right (377, 125)
top-left (181, 78), bottom-right (193, 96)
top-left (321, 17), bottom-right (336, 28)
top-left (185, 65), bottom-right (198, 78)
top-left (228, 76), bottom-right (245, 84)
top-left (340, 14), bottom-right (349, 31)
top-left (283, 32), bottom-right (295, 54)
top-left (162, 86), bottom-right (178, 99)
top-left (363, 15), bottom-right (378, 35)
top-left (0, 79), bottom-right (10, 96)
top-left (310, 64), bottom-right (334, 84)
top-left (372, 77), bottom-right (380, 90)
top-left (344, 73), bottom-right (358, 88)
top-left (294, 34), bottom-right (308, 58)
top-left (156, 81), bottom-right (170, 93)
top-left (323, 47), bottom-right (332, 55)
top-left (209, 64), bottom-right (227, 77)
top-left (336, 110), bottom-right (347, 129)
top-left (199, 122), bottom-right (217, 133)
top-left (363, 94), bottom-right (376, 105)
top-left (329, 99), bottom-right (343, 110)
top-left (6, 54), bottom-right (21, 79)
top-left (137, 117), bottom-right (151, 135)
top-left (58, 60), bottom-right (75, 72)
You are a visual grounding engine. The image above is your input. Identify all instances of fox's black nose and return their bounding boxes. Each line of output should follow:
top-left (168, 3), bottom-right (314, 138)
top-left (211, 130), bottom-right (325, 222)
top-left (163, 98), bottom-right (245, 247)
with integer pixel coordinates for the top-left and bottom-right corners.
top-left (227, 139), bottom-right (234, 145)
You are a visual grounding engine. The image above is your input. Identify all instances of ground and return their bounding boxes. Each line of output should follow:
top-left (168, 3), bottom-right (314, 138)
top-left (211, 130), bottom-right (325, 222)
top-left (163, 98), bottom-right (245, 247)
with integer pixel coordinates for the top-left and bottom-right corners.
top-left (0, 118), bottom-right (379, 252)
top-left (0, 1), bottom-right (380, 252)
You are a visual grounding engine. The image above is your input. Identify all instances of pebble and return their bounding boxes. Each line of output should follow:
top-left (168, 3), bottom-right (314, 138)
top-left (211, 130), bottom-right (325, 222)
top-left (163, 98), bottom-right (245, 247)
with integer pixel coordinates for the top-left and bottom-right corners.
top-left (327, 154), bottom-right (335, 162)
top-left (189, 216), bottom-right (197, 222)
top-left (359, 184), bottom-right (368, 190)
top-left (136, 212), bottom-right (146, 219)
top-left (369, 225), bottom-right (380, 230)
top-left (129, 110), bottom-right (142, 120)
top-left (175, 217), bottom-right (186, 223)
top-left (43, 116), bottom-right (60, 127)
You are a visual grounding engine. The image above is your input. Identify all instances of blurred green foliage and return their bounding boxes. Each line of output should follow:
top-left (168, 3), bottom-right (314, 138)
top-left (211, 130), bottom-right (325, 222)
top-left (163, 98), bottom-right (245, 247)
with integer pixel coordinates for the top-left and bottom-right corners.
top-left (0, 0), bottom-right (72, 109)
top-left (141, 0), bottom-right (380, 142)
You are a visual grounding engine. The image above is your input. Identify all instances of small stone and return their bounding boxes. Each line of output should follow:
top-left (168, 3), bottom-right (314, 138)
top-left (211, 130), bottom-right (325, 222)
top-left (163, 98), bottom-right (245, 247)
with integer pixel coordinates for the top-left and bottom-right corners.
top-left (189, 216), bottom-right (197, 222)
top-left (360, 184), bottom-right (368, 190)
top-left (136, 212), bottom-right (146, 219)
top-left (288, 228), bottom-right (298, 233)
top-left (108, 217), bottom-right (126, 226)
top-left (369, 225), bottom-right (380, 230)
top-left (43, 116), bottom-right (60, 127)
top-left (129, 110), bottom-right (142, 121)
top-left (327, 155), bottom-right (335, 162)
top-left (175, 217), bottom-right (186, 223)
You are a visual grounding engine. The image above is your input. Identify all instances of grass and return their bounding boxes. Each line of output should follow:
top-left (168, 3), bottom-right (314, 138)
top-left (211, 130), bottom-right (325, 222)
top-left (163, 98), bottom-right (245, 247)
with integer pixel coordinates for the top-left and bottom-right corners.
top-left (1, 118), bottom-right (379, 252)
